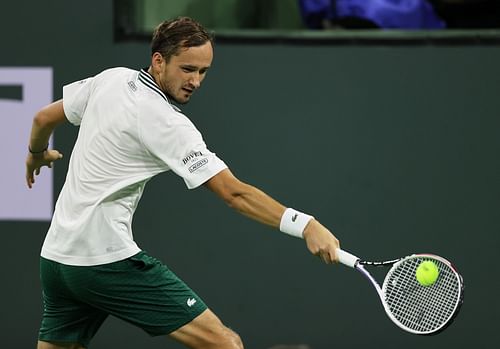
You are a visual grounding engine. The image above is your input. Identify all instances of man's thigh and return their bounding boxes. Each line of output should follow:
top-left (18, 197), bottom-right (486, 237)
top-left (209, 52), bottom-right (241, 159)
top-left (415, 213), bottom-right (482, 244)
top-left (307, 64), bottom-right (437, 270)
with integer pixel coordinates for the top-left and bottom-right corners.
top-left (39, 252), bottom-right (208, 346)
top-left (39, 257), bottom-right (108, 347)
top-left (71, 252), bottom-right (208, 336)
top-left (37, 340), bottom-right (85, 349)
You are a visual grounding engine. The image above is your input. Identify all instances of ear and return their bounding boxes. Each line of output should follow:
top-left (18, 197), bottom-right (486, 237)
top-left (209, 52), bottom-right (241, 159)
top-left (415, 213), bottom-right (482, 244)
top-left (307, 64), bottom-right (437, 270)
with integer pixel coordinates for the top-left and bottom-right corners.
top-left (151, 52), bottom-right (164, 72)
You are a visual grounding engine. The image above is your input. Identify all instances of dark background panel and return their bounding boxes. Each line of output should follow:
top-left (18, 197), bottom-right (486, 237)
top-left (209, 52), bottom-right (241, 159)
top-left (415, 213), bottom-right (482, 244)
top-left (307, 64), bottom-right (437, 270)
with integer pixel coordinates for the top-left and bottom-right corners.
top-left (1, 1), bottom-right (498, 348)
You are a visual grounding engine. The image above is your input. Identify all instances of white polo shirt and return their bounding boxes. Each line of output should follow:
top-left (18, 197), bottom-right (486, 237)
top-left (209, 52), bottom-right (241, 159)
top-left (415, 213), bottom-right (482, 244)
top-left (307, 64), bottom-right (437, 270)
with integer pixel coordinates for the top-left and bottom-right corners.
top-left (41, 67), bottom-right (227, 266)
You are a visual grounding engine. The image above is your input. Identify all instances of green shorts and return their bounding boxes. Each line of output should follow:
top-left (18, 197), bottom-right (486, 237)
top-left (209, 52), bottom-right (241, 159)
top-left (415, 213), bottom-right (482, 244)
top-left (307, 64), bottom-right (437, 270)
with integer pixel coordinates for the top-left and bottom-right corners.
top-left (38, 251), bottom-right (207, 347)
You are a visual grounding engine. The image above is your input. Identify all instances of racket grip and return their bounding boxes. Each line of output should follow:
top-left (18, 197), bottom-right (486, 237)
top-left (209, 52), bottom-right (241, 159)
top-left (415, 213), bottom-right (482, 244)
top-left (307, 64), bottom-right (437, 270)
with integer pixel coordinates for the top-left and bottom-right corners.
top-left (336, 249), bottom-right (359, 268)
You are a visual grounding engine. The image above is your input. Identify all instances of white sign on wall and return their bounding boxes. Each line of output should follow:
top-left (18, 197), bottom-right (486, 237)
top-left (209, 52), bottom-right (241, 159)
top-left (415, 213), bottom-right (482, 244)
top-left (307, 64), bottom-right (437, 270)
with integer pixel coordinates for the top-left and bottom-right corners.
top-left (0, 67), bottom-right (54, 221)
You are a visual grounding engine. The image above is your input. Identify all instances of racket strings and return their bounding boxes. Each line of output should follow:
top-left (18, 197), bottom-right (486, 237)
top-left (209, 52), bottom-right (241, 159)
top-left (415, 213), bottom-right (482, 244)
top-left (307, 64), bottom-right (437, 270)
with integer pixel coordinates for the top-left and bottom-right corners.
top-left (383, 257), bottom-right (461, 333)
top-left (387, 260), bottom-right (458, 331)
top-left (393, 265), bottom-right (456, 330)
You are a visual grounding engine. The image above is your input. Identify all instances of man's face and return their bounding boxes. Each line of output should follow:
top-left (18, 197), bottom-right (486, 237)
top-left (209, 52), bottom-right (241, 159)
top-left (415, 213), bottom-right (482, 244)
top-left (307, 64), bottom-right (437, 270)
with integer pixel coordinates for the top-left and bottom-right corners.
top-left (153, 41), bottom-right (213, 104)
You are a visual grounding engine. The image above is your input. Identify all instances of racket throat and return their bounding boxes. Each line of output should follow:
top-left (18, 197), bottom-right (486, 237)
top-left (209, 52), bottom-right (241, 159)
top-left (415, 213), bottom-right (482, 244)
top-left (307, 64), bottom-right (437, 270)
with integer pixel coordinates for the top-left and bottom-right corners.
top-left (357, 265), bottom-right (383, 297)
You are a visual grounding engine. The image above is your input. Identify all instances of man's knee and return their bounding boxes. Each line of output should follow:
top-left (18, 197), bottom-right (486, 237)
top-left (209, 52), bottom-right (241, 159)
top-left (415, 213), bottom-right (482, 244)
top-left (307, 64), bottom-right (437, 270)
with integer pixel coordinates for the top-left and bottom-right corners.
top-left (169, 309), bottom-right (244, 349)
top-left (199, 325), bottom-right (243, 349)
top-left (220, 327), bottom-right (243, 349)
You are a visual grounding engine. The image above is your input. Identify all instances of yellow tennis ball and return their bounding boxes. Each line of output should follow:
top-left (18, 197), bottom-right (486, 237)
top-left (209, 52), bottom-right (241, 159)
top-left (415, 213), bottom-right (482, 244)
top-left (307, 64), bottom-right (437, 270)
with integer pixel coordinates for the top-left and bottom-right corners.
top-left (416, 260), bottom-right (439, 286)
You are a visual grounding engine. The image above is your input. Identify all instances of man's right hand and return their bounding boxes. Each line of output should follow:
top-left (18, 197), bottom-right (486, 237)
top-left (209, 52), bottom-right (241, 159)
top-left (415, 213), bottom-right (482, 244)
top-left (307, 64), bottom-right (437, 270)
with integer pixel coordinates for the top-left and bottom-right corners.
top-left (303, 219), bottom-right (340, 264)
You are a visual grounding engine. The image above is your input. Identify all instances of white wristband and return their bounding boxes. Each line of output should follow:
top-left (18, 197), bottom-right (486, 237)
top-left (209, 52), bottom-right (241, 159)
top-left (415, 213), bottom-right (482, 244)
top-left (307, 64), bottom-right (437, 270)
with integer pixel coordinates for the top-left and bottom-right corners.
top-left (279, 208), bottom-right (314, 239)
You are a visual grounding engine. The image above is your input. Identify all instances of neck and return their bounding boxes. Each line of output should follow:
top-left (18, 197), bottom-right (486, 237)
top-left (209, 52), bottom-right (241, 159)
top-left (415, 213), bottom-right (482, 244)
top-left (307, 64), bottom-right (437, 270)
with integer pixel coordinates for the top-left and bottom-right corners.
top-left (145, 66), bottom-right (177, 104)
top-left (147, 66), bottom-right (157, 83)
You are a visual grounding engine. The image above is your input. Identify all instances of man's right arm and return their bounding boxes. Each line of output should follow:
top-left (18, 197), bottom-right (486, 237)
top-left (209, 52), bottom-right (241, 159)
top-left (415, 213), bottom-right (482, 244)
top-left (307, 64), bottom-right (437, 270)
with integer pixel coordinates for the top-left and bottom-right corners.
top-left (204, 168), bottom-right (340, 264)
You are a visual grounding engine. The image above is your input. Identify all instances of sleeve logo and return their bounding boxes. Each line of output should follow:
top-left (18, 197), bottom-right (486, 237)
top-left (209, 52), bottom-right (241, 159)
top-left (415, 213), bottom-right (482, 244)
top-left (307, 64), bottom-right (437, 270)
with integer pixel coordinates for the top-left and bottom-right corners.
top-left (182, 151), bottom-right (203, 165)
top-left (188, 158), bottom-right (208, 173)
top-left (182, 151), bottom-right (208, 173)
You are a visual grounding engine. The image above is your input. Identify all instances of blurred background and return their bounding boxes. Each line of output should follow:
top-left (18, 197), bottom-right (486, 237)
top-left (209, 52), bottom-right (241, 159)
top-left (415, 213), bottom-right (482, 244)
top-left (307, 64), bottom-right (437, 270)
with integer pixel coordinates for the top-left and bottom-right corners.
top-left (115, 0), bottom-right (500, 35)
top-left (1, 0), bottom-right (499, 348)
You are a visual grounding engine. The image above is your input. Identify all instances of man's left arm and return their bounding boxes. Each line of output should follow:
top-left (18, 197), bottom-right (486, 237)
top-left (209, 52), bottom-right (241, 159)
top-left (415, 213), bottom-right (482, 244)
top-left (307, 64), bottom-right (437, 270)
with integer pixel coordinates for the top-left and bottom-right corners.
top-left (26, 99), bottom-right (66, 188)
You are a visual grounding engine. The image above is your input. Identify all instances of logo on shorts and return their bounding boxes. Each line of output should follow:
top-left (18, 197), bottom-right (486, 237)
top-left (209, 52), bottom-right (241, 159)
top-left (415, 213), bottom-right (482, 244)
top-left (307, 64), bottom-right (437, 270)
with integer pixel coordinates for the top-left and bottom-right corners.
top-left (187, 298), bottom-right (197, 307)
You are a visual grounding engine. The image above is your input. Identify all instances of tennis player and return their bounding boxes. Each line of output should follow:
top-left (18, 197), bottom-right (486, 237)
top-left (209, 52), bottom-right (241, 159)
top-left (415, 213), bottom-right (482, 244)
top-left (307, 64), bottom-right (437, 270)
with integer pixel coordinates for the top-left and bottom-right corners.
top-left (26, 17), bottom-right (340, 349)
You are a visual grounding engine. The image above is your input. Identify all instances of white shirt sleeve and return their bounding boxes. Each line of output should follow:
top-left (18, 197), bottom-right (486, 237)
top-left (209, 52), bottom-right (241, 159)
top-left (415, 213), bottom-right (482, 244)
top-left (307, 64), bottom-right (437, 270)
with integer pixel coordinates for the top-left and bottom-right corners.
top-left (139, 104), bottom-right (227, 189)
top-left (62, 77), bottom-right (95, 126)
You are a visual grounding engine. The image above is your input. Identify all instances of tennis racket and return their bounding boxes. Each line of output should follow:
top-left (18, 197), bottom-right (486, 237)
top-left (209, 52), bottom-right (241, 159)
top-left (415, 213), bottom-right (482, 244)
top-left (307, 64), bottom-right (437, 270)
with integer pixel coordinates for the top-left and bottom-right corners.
top-left (336, 248), bottom-right (464, 335)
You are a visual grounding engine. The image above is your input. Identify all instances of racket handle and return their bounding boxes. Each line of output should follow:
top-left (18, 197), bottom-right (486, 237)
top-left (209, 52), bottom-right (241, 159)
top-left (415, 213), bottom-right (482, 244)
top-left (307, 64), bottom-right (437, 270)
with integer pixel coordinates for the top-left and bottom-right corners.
top-left (336, 249), bottom-right (359, 268)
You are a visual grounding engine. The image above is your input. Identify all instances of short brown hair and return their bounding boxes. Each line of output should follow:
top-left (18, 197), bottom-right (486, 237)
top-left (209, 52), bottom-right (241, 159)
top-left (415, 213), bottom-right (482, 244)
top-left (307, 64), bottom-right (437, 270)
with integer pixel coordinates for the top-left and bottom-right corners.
top-left (151, 17), bottom-right (214, 62)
